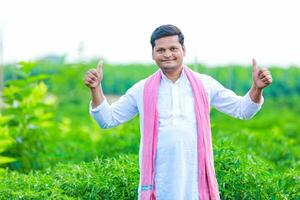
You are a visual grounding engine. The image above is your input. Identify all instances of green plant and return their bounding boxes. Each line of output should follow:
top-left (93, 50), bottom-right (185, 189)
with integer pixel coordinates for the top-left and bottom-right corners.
top-left (0, 155), bottom-right (139, 200)
top-left (0, 115), bottom-right (15, 166)
top-left (1, 61), bottom-right (56, 171)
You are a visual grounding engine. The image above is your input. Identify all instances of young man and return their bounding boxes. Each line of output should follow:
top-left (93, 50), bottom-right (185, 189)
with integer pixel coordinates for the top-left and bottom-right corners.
top-left (84, 24), bottom-right (272, 200)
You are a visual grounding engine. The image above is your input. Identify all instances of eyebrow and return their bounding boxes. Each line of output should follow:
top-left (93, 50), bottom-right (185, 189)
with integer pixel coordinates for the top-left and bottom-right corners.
top-left (155, 45), bottom-right (179, 49)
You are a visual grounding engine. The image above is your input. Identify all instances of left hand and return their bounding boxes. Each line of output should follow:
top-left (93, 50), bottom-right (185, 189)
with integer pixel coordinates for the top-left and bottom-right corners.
top-left (252, 58), bottom-right (272, 89)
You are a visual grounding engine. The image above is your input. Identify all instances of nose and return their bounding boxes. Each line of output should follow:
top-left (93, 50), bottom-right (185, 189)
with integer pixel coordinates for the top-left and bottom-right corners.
top-left (163, 50), bottom-right (172, 58)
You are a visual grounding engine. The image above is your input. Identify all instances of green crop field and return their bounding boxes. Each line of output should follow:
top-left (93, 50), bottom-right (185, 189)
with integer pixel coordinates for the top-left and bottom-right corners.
top-left (0, 60), bottom-right (299, 199)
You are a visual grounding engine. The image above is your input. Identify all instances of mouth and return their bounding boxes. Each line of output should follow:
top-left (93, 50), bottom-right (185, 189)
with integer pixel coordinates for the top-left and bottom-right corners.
top-left (162, 59), bottom-right (175, 63)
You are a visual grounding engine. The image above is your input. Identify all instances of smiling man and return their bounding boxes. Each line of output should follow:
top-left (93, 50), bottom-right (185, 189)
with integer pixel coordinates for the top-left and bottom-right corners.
top-left (84, 24), bottom-right (272, 200)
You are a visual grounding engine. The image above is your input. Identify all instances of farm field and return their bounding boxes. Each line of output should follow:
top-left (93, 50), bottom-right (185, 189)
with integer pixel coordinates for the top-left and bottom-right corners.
top-left (0, 60), bottom-right (299, 199)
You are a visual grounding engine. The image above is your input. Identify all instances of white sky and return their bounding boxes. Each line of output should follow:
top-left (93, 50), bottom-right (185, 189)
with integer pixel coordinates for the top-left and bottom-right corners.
top-left (0, 0), bottom-right (299, 67)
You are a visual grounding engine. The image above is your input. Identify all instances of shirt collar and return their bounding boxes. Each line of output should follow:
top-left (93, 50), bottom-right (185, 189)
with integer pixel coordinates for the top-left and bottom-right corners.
top-left (159, 66), bottom-right (186, 84)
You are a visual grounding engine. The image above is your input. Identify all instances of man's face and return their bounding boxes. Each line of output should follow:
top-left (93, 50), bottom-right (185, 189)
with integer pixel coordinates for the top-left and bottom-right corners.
top-left (152, 35), bottom-right (186, 73)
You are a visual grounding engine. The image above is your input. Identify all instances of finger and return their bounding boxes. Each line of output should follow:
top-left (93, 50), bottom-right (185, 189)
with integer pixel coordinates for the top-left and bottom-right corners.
top-left (261, 77), bottom-right (269, 82)
top-left (97, 59), bottom-right (103, 73)
top-left (259, 70), bottom-right (271, 79)
top-left (252, 58), bottom-right (258, 72)
top-left (258, 69), bottom-right (264, 77)
top-left (85, 73), bottom-right (96, 82)
top-left (268, 77), bottom-right (273, 83)
top-left (84, 79), bottom-right (92, 86)
top-left (259, 72), bottom-right (267, 79)
top-left (84, 80), bottom-right (92, 86)
top-left (258, 66), bottom-right (269, 73)
top-left (88, 74), bottom-right (97, 82)
top-left (262, 76), bottom-right (272, 83)
top-left (263, 79), bottom-right (272, 85)
top-left (84, 79), bottom-right (89, 85)
top-left (85, 77), bottom-right (93, 83)
top-left (87, 70), bottom-right (99, 80)
top-left (88, 69), bottom-right (99, 78)
top-left (266, 75), bottom-right (272, 82)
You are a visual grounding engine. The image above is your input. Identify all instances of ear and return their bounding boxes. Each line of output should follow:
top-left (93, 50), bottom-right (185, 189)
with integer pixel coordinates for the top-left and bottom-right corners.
top-left (182, 45), bottom-right (186, 57)
top-left (152, 49), bottom-right (155, 60)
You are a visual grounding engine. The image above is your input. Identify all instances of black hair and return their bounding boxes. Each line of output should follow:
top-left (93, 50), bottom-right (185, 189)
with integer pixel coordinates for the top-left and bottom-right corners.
top-left (150, 24), bottom-right (184, 49)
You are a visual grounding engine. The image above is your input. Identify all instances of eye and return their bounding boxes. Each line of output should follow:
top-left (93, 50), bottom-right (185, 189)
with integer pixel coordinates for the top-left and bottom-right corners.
top-left (157, 49), bottom-right (164, 53)
top-left (171, 47), bottom-right (178, 51)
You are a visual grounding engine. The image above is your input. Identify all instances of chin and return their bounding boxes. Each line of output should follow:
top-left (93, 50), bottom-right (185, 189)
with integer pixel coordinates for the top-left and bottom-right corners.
top-left (160, 62), bottom-right (174, 67)
top-left (160, 65), bottom-right (175, 70)
top-left (162, 62), bottom-right (181, 68)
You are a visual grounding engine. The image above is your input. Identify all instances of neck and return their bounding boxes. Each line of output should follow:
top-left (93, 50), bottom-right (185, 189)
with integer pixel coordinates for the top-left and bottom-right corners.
top-left (163, 66), bottom-right (183, 83)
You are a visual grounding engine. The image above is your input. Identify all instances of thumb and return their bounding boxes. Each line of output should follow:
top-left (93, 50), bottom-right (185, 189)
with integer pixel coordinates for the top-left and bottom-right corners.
top-left (252, 58), bottom-right (258, 72)
top-left (97, 59), bottom-right (103, 73)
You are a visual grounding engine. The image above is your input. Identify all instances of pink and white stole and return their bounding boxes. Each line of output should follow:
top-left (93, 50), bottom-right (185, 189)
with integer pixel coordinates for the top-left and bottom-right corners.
top-left (141, 65), bottom-right (220, 200)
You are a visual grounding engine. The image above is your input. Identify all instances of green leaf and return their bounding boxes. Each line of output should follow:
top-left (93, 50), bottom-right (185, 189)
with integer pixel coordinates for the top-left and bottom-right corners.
top-left (0, 156), bottom-right (16, 165)
top-left (17, 61), bottom-right (37, 74)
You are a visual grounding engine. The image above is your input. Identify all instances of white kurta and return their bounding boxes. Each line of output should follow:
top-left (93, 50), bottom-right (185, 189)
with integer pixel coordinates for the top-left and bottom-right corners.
top-left (89, 69), bottom-right (263, 200)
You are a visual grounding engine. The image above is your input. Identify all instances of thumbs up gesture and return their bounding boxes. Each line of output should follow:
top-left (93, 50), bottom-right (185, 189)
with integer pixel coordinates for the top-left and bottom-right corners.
top-left (84, 59), bottom-right (104, 89)
top-left (252, 58), bottom-right (272, 89)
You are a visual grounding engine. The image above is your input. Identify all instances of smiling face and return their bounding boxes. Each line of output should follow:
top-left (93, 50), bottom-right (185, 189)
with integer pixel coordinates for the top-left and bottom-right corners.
top-left (152, 35), bottom-right (186, 74)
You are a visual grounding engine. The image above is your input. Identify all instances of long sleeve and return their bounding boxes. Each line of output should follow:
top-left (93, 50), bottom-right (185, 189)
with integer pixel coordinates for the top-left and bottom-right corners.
top-left (202, 75), bottom-right (263, 120)
top-left (89, 84), bottom-right (139, 129)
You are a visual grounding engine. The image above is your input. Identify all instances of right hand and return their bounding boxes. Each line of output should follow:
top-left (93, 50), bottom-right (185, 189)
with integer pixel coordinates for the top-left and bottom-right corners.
top-left (84, 59), bottom-right (103, 89)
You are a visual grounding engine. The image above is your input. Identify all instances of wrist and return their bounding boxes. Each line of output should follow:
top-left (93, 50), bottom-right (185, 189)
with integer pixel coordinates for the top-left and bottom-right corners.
top-left (252, 83), bottom-right (263, 92)
top-left (249, 84), bottom-right (263, 104)
top-left (90, 84), bottom-right (101, 92)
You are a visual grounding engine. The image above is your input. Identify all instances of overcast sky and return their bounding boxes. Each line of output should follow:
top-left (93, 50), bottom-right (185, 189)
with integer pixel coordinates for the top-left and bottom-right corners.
top-left (0, 0), bottom-right (299, 67)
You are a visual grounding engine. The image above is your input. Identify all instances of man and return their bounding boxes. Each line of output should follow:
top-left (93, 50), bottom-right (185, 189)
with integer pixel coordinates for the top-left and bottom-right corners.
top-left (84, 24), bottom-right (272, 200)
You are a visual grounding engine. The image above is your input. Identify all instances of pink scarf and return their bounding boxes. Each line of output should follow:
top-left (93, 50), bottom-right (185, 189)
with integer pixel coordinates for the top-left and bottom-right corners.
top-left (141, 65), bottom-right (220, 200)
